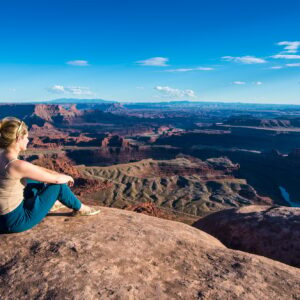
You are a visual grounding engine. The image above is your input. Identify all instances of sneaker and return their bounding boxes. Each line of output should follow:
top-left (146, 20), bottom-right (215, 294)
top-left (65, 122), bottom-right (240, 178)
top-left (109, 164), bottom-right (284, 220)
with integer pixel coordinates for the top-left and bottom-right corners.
top-left (72, 205), bottom-right (101, 216)
top-left (50, 201), bottom-right (65, 212)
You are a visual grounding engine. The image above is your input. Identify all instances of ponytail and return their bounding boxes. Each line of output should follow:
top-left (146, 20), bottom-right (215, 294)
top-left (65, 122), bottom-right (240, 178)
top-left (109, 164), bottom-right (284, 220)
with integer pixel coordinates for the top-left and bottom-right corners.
top-left (0, 117), bottom-right (28, 149)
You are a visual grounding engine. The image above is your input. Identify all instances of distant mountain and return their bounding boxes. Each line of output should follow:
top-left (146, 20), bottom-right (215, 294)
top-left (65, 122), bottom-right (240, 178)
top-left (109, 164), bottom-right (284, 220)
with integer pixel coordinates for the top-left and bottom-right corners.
top-left (123, 101), bottom-right (300, 110)
top-left (44, 98), bottom-right (117, 104)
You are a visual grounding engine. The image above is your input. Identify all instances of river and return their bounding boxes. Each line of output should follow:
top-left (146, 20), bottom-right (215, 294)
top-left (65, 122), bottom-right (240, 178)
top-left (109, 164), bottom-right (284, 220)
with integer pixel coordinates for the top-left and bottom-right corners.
top-left (279, 186), bottom-right (300, 207)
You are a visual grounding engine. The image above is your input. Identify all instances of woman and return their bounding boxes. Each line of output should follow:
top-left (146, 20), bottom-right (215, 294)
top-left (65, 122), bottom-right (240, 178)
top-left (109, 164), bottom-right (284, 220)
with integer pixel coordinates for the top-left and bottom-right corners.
top-left (0, 117), bottom-right (100, 234)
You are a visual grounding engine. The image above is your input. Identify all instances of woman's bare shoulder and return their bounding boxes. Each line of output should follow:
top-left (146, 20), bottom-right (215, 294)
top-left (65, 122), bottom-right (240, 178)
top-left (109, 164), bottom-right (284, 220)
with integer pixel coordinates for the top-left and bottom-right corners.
top-left (9, 159), bottom-right (46, 179)
top-left (10, 159), bottom-right (61, 183)
top-left (5, 159), bottom-right (29, 178)
top-left (11, 159), bottom-right (35, 171)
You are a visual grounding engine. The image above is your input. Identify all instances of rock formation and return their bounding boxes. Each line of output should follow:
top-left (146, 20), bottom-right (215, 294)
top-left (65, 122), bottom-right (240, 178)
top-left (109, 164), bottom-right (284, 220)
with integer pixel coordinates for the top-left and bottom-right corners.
top-left (100, 134), bottom-right (130, 149)
top-left (104, 103), bottom-right (127, 114)
top-left (192, 205), bottom-right (300, 268)
top-left (33, 104), bottom-right (83, 125)
top-left (78, 157), bottom-right (271, 219)
top-left (225, 115), bottom-right (292, 128)
top-left (0, 207), bottom-right (299, 299)
top-left (125, 201), bottom-right (174, 220)
top-left (30, 154), bottom-right (81, 178)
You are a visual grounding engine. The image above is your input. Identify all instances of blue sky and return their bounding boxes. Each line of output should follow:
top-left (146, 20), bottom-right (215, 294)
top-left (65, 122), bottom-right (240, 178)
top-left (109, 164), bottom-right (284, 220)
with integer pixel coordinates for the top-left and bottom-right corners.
top-left (0, 0), bottom-right (300, 104)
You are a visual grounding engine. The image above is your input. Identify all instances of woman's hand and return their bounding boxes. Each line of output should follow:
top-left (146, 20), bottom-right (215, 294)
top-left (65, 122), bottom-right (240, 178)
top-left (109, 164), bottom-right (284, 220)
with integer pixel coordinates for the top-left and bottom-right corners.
top-left (67, 176), bottom-right (74, 187)
top-left (56, 174), bottom-right (74, 186)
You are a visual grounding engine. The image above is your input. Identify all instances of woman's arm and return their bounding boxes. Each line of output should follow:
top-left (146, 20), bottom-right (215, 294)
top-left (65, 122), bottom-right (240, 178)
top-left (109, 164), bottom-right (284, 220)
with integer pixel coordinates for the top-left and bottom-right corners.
top-left (10, 160), bottom-right (74, 185)
top-left (37, 166), bottom-right (60, 175)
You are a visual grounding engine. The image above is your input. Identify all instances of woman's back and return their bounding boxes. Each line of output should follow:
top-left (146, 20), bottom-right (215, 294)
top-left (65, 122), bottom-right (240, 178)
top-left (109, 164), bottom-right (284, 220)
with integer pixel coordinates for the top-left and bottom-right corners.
top-left (0, 151), bottom-right (24, 215)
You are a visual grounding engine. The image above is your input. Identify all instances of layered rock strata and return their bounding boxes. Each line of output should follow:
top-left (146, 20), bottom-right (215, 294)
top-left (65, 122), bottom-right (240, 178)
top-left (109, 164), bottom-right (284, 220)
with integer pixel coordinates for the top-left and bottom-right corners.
top-left (193, 205), bottom-right (300, 267)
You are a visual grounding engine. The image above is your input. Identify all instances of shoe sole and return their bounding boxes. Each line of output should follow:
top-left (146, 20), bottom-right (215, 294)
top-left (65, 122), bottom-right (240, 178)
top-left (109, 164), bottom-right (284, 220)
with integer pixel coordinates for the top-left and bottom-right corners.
top-left (50, 204), bottom-right (65, 212)
top-left (72, 209), bottom-right (101, 216)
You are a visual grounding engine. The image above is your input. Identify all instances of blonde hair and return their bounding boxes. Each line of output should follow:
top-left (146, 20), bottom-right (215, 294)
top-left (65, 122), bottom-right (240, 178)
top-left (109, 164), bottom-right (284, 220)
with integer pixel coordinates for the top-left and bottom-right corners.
top-left (0, 117), bottom-right (28, 149)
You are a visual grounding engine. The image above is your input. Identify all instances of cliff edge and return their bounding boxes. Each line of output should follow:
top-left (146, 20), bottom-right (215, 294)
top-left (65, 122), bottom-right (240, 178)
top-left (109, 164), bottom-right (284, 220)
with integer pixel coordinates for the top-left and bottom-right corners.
top-left (0, 207), bottom-right (299, 299)
top-left (193, 205), bottom-right (300, 268)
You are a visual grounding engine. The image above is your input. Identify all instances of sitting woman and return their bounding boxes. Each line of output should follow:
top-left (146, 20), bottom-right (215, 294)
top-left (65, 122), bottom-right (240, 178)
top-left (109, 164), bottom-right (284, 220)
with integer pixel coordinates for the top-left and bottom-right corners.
top-left (0, 117), bottom-right (100, 234)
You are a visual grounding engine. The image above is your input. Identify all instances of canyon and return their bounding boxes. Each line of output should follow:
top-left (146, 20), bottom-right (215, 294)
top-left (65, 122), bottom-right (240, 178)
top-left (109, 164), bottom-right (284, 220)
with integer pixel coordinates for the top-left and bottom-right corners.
top-left (1, 101), bottom-right (297, 217)
top-left (1, 101), bottom-right (300, 298)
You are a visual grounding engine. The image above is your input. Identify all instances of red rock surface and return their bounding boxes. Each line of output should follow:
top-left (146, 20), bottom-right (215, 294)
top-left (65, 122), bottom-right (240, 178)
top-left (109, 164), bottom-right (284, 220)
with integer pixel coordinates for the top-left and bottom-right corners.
top-left (31, 155), bottom-right (81, 178)
top-left (125, 201), bottom-right (175, 219)
top-left (72, 177), bottom-right (113, 197)
top-left (192, 205), bottom-right (300, 268)
top-left (0, 207), bottom-right (299, 299)
top-left (33, 104), bottom-right (83, 124)
top-left (100, 134), bottom-right (130, 148)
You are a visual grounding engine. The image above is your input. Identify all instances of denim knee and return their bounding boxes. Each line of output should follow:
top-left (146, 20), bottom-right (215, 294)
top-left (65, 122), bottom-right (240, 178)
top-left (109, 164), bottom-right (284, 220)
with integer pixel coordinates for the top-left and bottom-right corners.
top-left (59, 183), bottom-right (68, 193)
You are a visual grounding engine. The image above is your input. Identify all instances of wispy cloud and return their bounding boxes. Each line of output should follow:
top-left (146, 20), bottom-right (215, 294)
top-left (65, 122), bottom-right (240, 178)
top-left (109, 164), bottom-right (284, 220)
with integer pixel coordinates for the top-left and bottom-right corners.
top-left (66, 60), bottom-right (90, 66)
top-left (222, 55), bottom-right (266, 64)
top-left (48, 85), bottom-right (94, 95)
top-left (232, 81), bottom-right (263, 85)
top-left (154, 86), bottom-right (195, 98)
top-left (286, 63), bottom-right (300, 67)
top-left (233, 81), bottom-right (246, 85)
top-left (232, 81), bottom-right (262, 85)
top-left (49, 85), bottom-right (65, 93)
top-left (277, 41), bottom-right (300, 54)
top-left (165, 66), bottom-right (214, 72)
top-left (136, 57), bottom-right (169, 66)
top-left (269, 66), bottom-right (283, 69)
top-left (271, 54), bottom-right (300, 59)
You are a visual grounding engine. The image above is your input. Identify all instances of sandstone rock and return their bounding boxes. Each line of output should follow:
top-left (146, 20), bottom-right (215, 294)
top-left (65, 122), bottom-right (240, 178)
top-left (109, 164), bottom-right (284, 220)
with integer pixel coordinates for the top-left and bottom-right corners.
top-left (33, 104), bottom-right (82, 124)
top-left (31, 155), bottom-right (81, 178)
top-left (192, 205), bottom-right (300, 268)
top-left (225, 116), bottom-right (292, 128)
top-left (125, 201), bottom-right (175, 220)
top-left (0, 207), bottom-right (299, 299)
top-left (100, 135), bottom-right (130, 149)
top-left (78, 157), bottom-right (270, 218)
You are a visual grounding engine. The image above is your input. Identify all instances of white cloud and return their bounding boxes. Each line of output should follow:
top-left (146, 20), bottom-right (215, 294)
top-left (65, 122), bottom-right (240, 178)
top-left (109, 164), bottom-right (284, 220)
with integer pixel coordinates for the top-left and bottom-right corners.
top-left (269, 66), bottom-right (283, 69)
top-left (49, 85), bottom-right (65, 93)
top-left (222, 55), bottom-right (266, 64)
top-left (65, 86), bottom-right (93, 95)
top-left (271, 54), bottom-right (300, 59)
top-left (66, 60), bottom-right (90, 66)
top-left (136, 57), bottom-right (169, 66)
top-left (233, 81), bottom-right (246, 85)
top-left (277, 41), bottom-right (300, 53)
top-left (232, 81), bottom-right (262, 85)
top-left (165, 66), bottom-right (214, 72)
top-left (286, 63), bottom-right (300, 67)
top-left (154, 86), bottom-right (195, 98)
top-left (48, 85), bottom-right (94, 95)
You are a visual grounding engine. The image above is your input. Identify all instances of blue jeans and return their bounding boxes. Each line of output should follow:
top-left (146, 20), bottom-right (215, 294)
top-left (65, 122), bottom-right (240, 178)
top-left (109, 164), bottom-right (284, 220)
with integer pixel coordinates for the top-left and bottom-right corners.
top-left (0, 179), bottom-right (82, 234)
